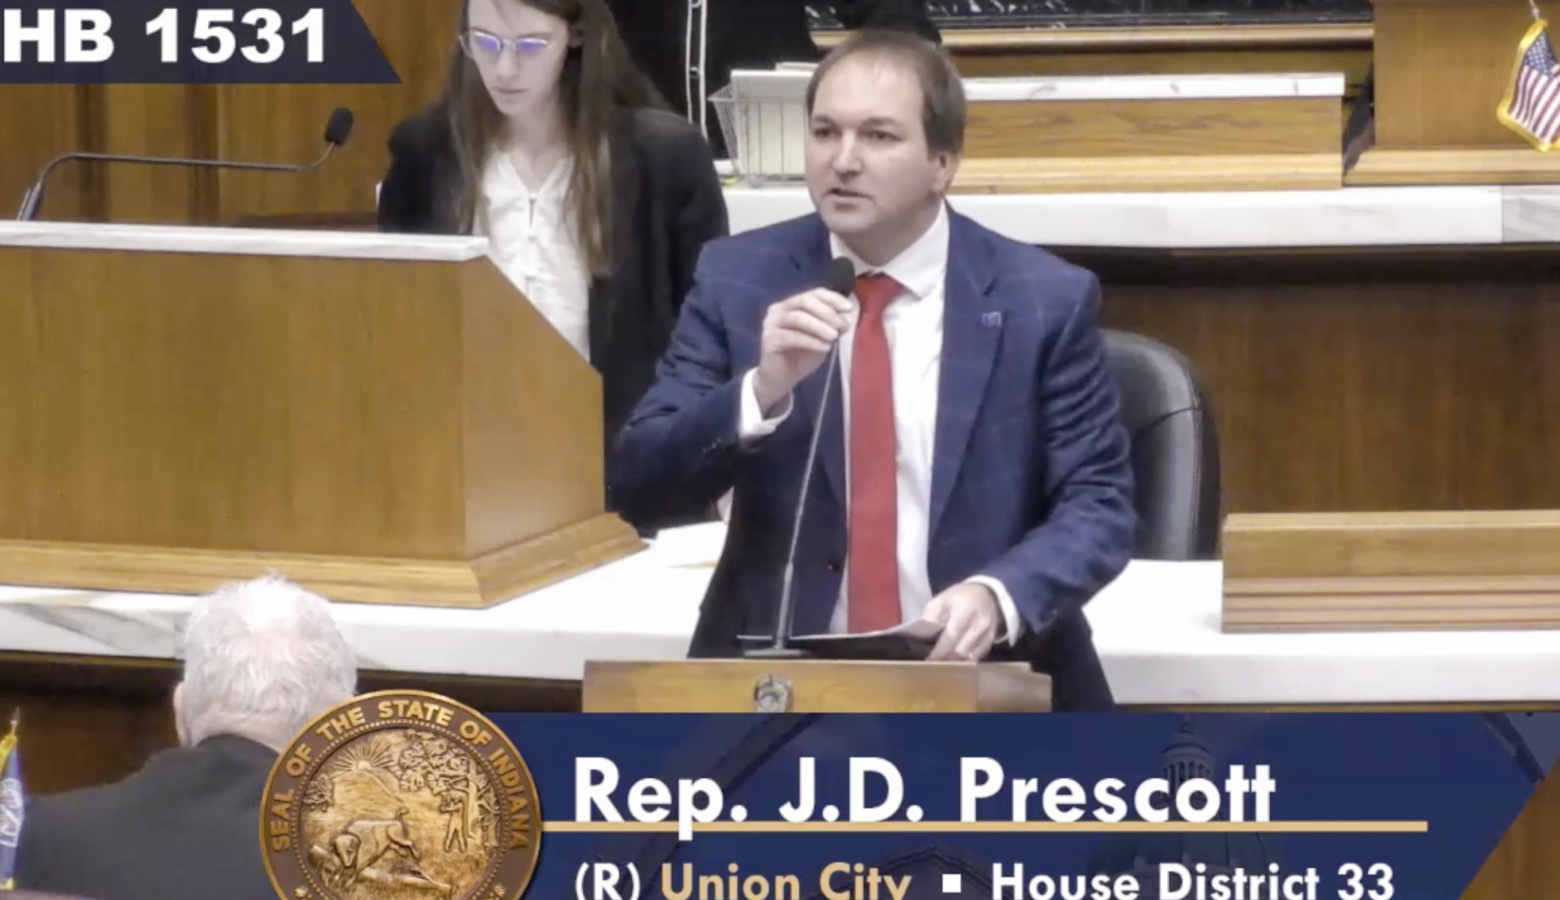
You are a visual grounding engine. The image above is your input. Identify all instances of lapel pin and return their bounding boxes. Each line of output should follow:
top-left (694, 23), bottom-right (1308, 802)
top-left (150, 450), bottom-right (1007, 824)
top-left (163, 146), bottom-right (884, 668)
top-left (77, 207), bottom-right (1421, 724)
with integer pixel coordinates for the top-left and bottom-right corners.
top-left (982, 311), bottom-right (1003, 328)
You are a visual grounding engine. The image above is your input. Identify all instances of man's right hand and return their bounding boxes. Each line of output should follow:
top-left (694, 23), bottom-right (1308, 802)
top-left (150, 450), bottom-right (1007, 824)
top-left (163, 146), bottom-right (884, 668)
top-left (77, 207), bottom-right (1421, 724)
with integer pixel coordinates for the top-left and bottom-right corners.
top-left (751, 288), bottom-right (854, 414)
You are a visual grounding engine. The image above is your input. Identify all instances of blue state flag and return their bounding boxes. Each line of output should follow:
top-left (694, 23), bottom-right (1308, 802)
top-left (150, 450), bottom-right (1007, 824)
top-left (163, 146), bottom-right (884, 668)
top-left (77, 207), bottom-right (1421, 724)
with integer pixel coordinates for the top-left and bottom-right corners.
top-left (0, 712), bottom-right (22, 890)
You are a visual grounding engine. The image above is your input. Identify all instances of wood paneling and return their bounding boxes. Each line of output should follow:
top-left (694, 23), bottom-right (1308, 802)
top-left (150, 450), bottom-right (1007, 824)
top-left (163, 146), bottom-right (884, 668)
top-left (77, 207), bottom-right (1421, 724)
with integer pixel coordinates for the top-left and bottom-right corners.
top-left (1, 9), bottom-right (1372, 224)
top-left (1227, 510), bottom-right (1560, 579)
top-left (0, 248), bottom-right (465, 556)
top-left (0, 0), bottom-right (463, 226)
top-left (0, 651), bottom-right (578, 795)
top-left (213, 0), bottom-right (463, 223)
top-left (921, 24), bottom-right (1375, 52)
top-left (0, 655), bottom-right (177, 795)
top-left (952, 153), bottom-right (1339, 193)
top-left (955, 46), bottom-right (1368, 109)
top-left (1222, 511), bottom-right (1560, 632)
top-left (1347, 146), bottom-right (1560, 184)
top-left (818, 23), bottom-right (1371, 92)
top-left (967, 97), bottom-right (1340, 158)
top-left (96, 85), bottom-right (218, 223)
top-left (1371, 0), bottom-right (1553, 149)
top-left (1064, 245), bottom-right (1560, 514)
top-left (950, 90), bottom-right (1342, 192)
top-left (827, 22), bottom-right (1367, 159)
top-left (0, 246), bottom-right (638, 606)
top-left (0, 86), bottom-right (96, 222)
top-left (581, 660), bottom-right (1052, 712)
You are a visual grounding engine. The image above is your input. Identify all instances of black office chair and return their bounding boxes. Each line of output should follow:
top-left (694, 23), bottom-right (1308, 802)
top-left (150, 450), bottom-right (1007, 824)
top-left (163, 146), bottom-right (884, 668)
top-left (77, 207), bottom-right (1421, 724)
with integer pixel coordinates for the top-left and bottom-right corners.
top-left (1102, 329), bottom-right (1222, 560)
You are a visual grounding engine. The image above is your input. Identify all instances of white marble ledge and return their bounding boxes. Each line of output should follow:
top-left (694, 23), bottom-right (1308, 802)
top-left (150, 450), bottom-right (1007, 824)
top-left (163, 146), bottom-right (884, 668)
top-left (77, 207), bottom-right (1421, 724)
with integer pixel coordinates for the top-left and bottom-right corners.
top-left (0, 220), bottom-right (491, 261)
top-left (962, 72), bottom-right (1346, 102)
top-left (2, 522), bottom-right (1559, 706)
top-left (723, 183), bottom-right (1560, 249)
top-left (730, 69), bottom-right (1345, 101)
top-left (1501, 184), bottom-right (1560, 244)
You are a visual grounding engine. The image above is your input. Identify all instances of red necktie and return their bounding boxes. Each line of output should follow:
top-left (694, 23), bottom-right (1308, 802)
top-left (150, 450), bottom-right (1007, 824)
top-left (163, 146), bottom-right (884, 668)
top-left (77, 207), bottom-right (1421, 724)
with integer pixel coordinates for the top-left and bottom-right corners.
top-left (847, 272), bottom-right (902, 633)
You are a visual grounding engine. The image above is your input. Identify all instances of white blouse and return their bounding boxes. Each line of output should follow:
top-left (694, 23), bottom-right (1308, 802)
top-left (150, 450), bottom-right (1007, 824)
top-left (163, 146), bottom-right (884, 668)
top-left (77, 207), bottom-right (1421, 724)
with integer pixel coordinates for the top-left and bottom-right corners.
top-left (476, 151), bottom-right (593, 361)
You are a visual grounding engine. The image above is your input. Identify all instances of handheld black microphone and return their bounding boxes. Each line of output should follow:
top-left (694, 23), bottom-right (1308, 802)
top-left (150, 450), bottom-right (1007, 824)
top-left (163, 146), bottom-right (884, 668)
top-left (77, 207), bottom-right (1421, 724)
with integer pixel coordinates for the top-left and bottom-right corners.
top-left (16, 107), bottom-right (356, 222)
top-left (747, 256), bottom-right (858, 659)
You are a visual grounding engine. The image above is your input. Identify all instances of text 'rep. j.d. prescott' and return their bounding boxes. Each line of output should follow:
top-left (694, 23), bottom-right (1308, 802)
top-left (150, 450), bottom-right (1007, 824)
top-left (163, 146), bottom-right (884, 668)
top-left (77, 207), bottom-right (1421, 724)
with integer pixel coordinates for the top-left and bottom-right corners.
top-left (576, 756), bottom-right (1279, 839)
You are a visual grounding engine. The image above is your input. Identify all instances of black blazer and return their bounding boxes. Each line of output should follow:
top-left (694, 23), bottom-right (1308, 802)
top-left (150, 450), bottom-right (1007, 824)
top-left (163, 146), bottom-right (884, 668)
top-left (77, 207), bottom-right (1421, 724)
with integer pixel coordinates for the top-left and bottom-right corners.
top-left (14, 735), bottom-right (280, 900)
top-left (376, 104), bottom-right (730, 446)
top-left (605, 0), bottom-right (939, 152)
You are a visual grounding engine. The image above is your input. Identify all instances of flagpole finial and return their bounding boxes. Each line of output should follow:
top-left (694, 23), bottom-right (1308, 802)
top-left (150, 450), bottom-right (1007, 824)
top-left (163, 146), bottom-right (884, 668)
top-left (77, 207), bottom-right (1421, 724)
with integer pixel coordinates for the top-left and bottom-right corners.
top-left (6, 707), bottom-right (16, 735)
top-left (1532, 0), bottom-right (1545, 22)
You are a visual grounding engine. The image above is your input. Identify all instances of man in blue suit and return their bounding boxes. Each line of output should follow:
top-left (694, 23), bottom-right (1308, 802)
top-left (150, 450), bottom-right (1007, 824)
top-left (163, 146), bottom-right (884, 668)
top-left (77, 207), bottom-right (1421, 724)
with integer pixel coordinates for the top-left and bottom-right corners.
top-left (608, 28), bottom-right (1136, 711)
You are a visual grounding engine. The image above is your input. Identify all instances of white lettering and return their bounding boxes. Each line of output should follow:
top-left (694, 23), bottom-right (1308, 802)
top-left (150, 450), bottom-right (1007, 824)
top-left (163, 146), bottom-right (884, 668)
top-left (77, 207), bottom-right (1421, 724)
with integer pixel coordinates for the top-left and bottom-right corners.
top-left (63, 10), bottom-right (112, 63)
top-left (992, 865), bottom-right (1139, 900)
top-left (959, 757), bottom-right (1002, 821)
top-left (849, 758), bottom-right (902, 822)
top-left (4, 8), bottom-right (55, 63)
top-left (959, 764), bottom-right (1277, 824)
top-left (574, 758), bottom-right (623, 821)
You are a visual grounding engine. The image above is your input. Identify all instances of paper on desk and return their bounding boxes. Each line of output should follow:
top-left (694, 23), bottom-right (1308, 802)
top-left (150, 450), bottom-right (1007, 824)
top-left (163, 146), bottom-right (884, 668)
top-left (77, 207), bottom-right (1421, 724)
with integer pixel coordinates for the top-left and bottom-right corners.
top-left (791, 618), bottom-right (943, 642)
top-left (739, 618), bottom-right (944, 661)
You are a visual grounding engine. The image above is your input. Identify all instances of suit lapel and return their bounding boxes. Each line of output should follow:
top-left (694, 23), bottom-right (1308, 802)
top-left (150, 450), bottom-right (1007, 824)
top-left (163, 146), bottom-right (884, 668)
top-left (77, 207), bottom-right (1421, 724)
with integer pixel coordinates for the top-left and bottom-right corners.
top-left (930, 215), bottom-right (1003, 540)
top-left (788, 219), bottom-right (847, 512)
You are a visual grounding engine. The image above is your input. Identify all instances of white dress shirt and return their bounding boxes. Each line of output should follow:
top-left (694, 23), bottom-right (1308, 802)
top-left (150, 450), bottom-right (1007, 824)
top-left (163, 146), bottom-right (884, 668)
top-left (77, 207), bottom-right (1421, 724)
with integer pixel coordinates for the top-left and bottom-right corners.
top-left (476, 152), bottom-right (592, 360)
top-left (736, 204), bottom-right (1022, 646)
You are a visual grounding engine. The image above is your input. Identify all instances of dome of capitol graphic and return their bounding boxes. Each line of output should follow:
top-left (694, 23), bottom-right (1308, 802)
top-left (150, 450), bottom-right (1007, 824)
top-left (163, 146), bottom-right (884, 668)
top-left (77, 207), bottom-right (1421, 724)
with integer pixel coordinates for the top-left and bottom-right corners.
top-left (1086, 719), bottom-right (1280, 878)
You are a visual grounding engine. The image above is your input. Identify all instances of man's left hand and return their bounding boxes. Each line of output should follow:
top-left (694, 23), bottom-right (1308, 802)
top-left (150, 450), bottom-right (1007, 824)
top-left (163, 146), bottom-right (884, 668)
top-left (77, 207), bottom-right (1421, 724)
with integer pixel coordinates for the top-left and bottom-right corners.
top-left (922, 582), bottom-right (1000, 662)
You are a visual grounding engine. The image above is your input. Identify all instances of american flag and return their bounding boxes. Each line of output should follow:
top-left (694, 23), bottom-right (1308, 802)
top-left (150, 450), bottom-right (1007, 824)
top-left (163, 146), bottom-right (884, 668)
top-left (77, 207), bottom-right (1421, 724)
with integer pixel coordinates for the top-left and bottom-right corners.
top-left (0, 711), bottom-right (20, 891)
top-left (1501, 24), bottom-right (1560, 148)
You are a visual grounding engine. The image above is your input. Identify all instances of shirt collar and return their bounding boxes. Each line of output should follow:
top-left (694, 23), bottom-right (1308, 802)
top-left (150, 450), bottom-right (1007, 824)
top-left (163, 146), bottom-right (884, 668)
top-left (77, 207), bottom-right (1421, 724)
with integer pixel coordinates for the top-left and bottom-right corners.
top-left (488, 151), bottom-right (572, 199)
top-left (829, 201), bottom-right (949, 302)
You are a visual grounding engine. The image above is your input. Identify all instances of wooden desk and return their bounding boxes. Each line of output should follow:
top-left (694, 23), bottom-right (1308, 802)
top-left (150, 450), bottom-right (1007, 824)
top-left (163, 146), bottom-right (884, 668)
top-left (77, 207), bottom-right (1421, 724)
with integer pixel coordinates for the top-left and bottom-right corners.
top-left (4, 522), bottom-right (1557, 794)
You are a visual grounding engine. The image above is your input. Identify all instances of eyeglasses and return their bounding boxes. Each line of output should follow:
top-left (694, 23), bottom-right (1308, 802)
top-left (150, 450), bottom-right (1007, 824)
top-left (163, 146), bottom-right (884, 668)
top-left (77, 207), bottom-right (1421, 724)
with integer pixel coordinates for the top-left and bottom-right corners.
top-left (459, 29), bottom-right (552, 60)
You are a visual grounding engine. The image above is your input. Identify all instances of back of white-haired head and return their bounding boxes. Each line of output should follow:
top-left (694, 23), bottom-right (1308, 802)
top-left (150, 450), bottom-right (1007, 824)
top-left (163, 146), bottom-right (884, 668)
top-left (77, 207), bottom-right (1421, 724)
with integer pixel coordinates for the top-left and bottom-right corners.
top-left (175, 573), bottom-right (358, 751)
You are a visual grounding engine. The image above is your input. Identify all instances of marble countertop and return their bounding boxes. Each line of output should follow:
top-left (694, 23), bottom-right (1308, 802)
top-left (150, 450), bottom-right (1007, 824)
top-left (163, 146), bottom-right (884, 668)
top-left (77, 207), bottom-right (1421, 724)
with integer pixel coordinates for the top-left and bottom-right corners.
top-left (3, 523), bottom-right (1558, 707)
top-left (3, 184), bottom-right (1558, 256)
top-left (724, 184), bottom-right (1560, 249)
top-left (0, 220), bottom-right (489, 260)
top-left (730, 69), bottom-right (1345, 101)
top-left (807, 0), bottom-right (1375, 29)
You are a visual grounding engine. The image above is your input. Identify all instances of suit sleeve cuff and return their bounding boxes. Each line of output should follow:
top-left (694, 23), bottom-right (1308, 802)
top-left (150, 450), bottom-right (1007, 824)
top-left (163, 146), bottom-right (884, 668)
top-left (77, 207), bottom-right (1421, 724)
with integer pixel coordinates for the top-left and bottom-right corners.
top-left (965, 575), bottom-right (1023, 647)
top-left (738, 368), bottom-right (793, 441)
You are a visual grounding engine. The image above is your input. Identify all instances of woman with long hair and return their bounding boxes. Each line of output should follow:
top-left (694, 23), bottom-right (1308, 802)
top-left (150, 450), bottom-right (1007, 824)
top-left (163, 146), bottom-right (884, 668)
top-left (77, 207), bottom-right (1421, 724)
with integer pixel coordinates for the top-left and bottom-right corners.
top-left (377, 0), bottom-right (729, 446)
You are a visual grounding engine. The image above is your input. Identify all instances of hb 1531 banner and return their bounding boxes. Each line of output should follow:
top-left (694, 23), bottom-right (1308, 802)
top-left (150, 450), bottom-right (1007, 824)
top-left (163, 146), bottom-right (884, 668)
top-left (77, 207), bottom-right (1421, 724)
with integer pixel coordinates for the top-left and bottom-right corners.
top-left (0, 0), bottom-right (397, 83)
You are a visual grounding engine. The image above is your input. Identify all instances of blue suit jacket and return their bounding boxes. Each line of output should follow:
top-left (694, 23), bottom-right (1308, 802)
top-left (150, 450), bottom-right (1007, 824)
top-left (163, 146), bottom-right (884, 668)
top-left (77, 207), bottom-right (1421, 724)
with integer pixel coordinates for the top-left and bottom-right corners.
top-left (608, 208), bottom-right (1136, 710)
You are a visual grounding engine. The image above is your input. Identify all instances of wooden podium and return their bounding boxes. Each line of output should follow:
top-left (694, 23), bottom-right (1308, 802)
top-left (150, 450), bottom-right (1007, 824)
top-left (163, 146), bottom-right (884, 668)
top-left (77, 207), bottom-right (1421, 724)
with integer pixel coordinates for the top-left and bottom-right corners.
top-left (1222, 510), bottom-right (1560, 631)
top-left (0, 226), bottom-right (642, 607)
top-left (581, 660), bottom-right (1054, 712)
top-left (1352, 0), bottom-right (1560, 184)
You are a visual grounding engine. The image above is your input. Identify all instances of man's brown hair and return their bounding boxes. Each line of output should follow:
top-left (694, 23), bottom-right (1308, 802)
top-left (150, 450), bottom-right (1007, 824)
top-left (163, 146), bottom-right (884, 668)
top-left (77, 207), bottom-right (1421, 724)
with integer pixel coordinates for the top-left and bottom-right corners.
top-left (804, 28), bottom-right (967, 156)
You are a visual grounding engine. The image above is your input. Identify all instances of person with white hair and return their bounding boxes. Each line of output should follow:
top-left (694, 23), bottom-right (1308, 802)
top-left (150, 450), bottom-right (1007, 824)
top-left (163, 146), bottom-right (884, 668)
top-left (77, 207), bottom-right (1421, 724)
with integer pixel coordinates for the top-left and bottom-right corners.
top-left (174, 572), bottom-right (359, 751)
top-left (13, 573), bottom-right (358, 900)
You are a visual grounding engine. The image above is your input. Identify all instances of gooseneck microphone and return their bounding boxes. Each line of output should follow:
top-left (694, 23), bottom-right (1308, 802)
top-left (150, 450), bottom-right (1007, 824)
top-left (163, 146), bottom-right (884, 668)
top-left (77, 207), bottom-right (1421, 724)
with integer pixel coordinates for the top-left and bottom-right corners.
top-left (748, 256), bottom-right (859, 659)
top-left (16, 107), bottom-right (355, 221)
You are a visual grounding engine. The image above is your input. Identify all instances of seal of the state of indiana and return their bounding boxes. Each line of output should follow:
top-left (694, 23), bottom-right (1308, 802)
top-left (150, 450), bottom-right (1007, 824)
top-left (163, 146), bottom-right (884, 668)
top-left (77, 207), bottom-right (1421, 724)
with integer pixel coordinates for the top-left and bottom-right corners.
top-left (260, 690), bottom-right (542, 900)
